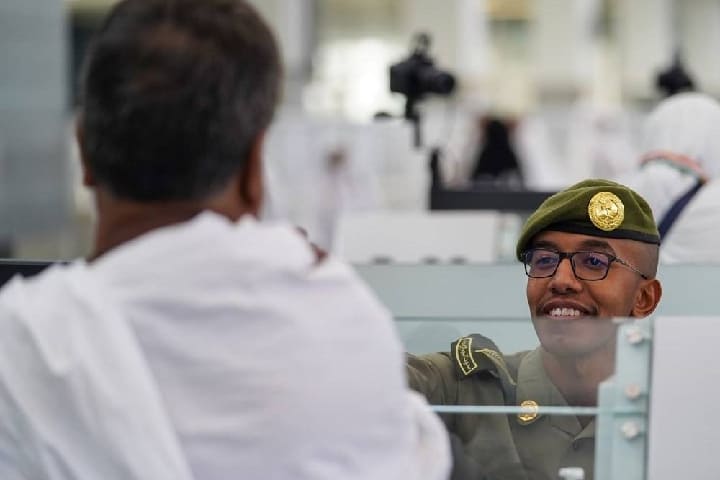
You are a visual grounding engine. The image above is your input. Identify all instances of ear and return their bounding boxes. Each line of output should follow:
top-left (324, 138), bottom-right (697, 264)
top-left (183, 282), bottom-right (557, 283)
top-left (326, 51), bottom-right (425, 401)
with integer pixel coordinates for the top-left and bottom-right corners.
top-left (75, 117), bottom-right (96, 187)
top-left (631, 279), bottom-right (663, 318)
top-left (238, 130), bottom-right (266, 217)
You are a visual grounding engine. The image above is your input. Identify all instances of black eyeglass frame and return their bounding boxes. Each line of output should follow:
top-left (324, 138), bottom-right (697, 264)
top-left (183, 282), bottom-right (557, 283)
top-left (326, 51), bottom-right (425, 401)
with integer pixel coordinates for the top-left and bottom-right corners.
top-left (522, 248), bottom-right (650, 281)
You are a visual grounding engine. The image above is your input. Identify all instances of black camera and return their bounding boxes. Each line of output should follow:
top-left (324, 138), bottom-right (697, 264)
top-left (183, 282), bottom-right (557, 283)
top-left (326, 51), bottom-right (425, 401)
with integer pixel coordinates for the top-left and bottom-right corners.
top-left (390, 33), bottom-right (456, 100)
top-left (385, 33), bottom-right (456, 148)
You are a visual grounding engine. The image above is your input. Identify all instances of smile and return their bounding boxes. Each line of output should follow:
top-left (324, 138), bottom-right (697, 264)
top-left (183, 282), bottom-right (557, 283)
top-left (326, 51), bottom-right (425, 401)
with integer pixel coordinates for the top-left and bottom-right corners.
top-left (548, 307), bottom-right (583, 317)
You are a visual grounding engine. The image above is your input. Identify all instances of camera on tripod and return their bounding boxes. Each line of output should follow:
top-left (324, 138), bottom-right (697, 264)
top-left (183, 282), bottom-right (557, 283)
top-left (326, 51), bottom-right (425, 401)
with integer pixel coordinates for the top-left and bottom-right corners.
top-left (390, 33), bottom-right (456, 100)
top-left (389, 33), bottom-right (456, 147)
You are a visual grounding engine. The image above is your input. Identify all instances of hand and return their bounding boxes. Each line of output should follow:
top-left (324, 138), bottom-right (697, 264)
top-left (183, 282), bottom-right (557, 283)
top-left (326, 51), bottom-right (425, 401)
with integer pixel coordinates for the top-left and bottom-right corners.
top-left (295, 227), bottom-right (328, 263)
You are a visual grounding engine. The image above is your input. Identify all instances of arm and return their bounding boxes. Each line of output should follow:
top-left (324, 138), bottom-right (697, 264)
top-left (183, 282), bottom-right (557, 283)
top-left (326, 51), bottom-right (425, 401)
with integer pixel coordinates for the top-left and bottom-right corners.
top-left (406, 352), bottom-right (458, 405)
top-left (407, 353), bottom-right (495, 480)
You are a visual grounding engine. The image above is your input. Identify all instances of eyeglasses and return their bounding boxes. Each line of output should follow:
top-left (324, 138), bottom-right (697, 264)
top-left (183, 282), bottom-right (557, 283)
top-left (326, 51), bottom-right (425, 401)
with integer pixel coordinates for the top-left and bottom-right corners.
top-left (522, 248), bottom-right (649, 281)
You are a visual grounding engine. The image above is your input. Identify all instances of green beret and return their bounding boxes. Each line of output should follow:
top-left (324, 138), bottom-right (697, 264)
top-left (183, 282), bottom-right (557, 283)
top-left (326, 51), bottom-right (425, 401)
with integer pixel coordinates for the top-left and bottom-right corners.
top-left (515, 179), bottom-right (660, 260)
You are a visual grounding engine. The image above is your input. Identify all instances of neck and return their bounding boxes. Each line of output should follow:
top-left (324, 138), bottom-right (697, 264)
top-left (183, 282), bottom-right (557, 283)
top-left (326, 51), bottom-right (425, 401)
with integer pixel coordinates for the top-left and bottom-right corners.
top-left (541, 347), bottom-right (615, 407)
top-left (89, 189), bottom-right (253, 261)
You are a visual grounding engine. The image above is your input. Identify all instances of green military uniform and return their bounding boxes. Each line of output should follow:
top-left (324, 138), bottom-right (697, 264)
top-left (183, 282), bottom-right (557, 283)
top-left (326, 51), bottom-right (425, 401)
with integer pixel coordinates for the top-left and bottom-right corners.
top-left (408, 336), bottom-right (594, 480)
top-left (407, 179), bottom-right (662, 480)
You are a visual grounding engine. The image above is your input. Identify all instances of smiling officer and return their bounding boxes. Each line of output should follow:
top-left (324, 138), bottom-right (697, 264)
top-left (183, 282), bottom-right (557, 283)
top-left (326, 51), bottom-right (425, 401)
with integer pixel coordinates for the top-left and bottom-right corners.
top-left (407, 179), bottom-right (663, 480)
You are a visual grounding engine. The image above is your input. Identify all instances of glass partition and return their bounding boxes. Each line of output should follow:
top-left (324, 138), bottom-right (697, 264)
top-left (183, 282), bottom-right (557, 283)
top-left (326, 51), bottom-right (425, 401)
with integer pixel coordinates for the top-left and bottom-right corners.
top-left (399, 316), bottom-right (648, 480)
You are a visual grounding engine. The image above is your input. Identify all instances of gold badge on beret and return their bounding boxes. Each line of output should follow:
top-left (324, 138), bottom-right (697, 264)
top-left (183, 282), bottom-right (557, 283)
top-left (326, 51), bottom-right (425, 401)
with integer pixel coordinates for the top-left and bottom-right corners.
top-left (517, 399), bottom-right (539, 424)
top-left (588, 191), bottom-right (625, 231)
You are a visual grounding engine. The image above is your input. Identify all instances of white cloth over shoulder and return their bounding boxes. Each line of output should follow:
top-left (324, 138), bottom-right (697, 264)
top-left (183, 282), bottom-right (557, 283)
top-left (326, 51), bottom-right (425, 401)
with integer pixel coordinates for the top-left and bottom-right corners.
top-left (0, 212), bottom-right (450, 480)
top-left (0, 264), bottom-right (194, 480)
top-left (660, 179), bottom-right (720, 263)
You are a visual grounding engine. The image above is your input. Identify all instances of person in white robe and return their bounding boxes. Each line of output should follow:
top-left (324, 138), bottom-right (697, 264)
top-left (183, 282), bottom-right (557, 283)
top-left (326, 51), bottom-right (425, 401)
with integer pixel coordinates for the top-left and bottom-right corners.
top-left (0, 1), bottom-right (451, 479)
top-left (618, 92), bottom-right (720, 234)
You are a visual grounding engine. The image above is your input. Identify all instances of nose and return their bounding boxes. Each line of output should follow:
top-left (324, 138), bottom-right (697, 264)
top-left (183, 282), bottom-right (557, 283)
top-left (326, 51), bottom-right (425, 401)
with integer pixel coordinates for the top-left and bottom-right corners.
top-left (548, 257), bottom-right (582, 294)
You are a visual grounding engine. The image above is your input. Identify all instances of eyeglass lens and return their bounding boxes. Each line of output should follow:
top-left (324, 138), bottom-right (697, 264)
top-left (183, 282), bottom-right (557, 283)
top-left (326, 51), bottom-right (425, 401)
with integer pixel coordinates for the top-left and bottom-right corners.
top-left (524, 249), bottom-right (612, 280)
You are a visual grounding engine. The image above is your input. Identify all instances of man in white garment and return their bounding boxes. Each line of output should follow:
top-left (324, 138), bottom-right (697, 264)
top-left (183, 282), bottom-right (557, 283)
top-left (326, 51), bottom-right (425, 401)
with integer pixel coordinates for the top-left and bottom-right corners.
top-left (0, 1), bottom-right (450, 479)
top-left (618, 92), bottom-right (720, 240)
top-left (618, 92), bottom-right (720, 263)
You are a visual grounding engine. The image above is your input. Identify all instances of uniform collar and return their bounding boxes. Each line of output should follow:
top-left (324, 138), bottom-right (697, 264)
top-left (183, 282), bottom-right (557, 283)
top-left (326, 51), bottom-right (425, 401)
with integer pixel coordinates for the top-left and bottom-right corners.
top-left (515, 347), bottom-right (595, 439)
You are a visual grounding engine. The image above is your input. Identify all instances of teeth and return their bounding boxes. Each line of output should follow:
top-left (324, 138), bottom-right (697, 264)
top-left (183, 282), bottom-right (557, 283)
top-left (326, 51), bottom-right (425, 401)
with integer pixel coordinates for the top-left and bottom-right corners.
top-left (549, 307), bottom-right (582, 317)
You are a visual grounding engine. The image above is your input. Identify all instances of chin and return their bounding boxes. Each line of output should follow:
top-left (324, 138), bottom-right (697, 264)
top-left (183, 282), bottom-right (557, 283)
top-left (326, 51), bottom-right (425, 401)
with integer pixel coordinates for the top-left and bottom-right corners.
top-left (540, 339), bottom-right (581, 357)
top-left (539, 332), bottom-right (617, 359)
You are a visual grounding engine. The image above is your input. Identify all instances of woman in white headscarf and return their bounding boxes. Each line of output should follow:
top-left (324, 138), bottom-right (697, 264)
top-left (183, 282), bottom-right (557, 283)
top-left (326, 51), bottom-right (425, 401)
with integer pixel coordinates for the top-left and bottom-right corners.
top-left (619, 92), bottom-right (720, 240)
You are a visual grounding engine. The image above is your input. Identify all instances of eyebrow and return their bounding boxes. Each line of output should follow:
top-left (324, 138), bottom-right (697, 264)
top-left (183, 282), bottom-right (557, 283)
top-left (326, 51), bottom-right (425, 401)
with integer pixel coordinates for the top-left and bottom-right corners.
top-left (531, 239), bottom-right (617, 255)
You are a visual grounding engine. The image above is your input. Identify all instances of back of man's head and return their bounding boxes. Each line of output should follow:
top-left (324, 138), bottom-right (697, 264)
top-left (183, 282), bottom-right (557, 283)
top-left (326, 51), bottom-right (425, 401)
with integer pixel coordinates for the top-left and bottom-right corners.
top-left (80, 0), bottom-right (281, 202)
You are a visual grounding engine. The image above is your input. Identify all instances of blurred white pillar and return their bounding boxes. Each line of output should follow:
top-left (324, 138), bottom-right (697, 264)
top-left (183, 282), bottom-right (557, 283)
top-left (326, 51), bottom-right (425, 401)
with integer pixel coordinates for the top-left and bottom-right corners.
top-left (530, 0), bottom-right (601, 101)
top-left (399, 0), bottom-right (456, 68)
top-left (456, 0), bottom-right (491, 80)
top-left (679, 0), bottom-right (720, 95)
top-left (616, 0), bottom-right (674, 100)
top-left (248, 0), bottom-right (315, 107)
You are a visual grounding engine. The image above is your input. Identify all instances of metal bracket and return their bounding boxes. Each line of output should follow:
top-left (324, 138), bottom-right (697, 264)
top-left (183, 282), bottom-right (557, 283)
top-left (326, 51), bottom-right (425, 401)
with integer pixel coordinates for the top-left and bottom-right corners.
top-left (594, 317), bottom-right (653, 480)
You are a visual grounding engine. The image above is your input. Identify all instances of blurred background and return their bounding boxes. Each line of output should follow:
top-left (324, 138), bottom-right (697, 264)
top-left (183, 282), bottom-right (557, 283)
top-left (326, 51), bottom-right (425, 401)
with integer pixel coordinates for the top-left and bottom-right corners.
top-left (2, 0), bottom-right (714, 262)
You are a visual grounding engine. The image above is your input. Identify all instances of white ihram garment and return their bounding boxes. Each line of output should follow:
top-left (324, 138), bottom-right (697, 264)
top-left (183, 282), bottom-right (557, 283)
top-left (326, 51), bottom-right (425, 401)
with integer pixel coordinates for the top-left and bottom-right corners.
top-left (619, 92), bottom-right (720, 224)
top-left (0, 212), bottom-right (450, 480)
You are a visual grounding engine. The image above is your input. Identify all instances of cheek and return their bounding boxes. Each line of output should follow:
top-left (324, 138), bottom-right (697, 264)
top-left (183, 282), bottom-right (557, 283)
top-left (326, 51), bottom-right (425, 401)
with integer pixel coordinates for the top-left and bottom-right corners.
top-left (526, 281), bottom-right (543, 311)
top-left (590, 281), bottom-right (639, 316)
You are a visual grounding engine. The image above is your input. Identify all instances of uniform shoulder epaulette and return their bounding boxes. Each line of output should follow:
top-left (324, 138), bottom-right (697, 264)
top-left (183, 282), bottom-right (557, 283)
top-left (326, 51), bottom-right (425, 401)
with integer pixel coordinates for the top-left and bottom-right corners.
top-left (450, 334), bottom-right (517, 383)
top-left (450, 334), bottom-right (518, 404)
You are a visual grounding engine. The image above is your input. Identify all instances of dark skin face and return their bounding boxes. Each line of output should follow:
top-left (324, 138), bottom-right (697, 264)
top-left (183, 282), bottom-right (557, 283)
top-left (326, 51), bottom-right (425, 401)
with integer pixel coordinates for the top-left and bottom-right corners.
top-left (526, 230), bottom-right (662, 361)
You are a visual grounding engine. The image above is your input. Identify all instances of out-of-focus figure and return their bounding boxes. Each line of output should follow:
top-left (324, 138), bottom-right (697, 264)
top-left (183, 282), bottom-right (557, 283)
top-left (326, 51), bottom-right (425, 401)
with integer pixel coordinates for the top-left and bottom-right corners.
top-left (515, 99), bottom-right (641, 191)
top-left (655, 53), bottom-right (697, 98)
top-left (618, 92), bottom-right (720, 243)
top-left (471, 116), bottom-right (523, 187)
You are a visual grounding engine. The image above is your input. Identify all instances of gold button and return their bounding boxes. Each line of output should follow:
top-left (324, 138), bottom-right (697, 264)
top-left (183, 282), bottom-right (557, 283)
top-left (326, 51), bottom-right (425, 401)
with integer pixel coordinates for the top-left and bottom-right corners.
top-left (518, 400), bottom-right (539, 424)
top-left (588, 191), bottom-right (625, 231)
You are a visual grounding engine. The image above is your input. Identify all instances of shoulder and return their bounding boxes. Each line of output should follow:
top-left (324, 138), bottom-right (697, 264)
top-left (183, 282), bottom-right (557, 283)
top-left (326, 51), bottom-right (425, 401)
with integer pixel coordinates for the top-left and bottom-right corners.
top-left (409, 334), bottom-right (527, 381)
top-left (0, 261), bottom-right (84, 318)
top-left (407, 335), bottom-right (530, 403)
top-left (449, 334), bottom-right (524, 380)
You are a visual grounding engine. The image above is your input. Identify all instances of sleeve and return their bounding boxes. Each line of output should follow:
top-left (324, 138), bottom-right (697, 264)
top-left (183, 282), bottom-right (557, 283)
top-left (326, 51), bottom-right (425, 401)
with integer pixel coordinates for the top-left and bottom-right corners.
top-left (406, 354), bottom-right (498, 480)
top-left (406, 352), bottom-right (458, 405)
